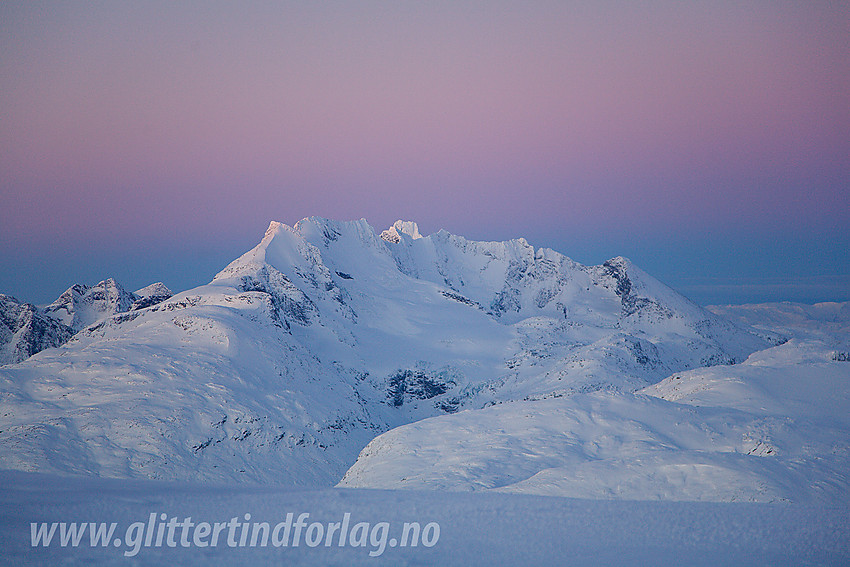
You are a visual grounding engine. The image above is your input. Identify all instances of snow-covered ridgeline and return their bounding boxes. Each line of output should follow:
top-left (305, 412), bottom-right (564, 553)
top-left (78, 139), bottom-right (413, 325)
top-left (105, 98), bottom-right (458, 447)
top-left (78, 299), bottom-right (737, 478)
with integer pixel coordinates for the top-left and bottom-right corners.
top-left (2, 217), bottom-right (837, 505)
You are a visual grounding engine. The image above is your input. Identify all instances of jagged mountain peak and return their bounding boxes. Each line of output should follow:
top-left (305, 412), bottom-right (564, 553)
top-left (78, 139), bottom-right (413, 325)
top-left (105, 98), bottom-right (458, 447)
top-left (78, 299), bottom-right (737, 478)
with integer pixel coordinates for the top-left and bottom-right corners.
top-left (393, 220), bottom-right (423, 239)
top-left (380, 220), bottom-right (423, 243)
top-left (212, 217), bottom-right (771, 374)
top-left (134, 282), bottom-right (172, 298)
top-left (130, 282), bottom-right (174, 311)
top-left (1, 277), bottom-right (174, 365)
top-left (43, 278), bottom-right (135, 331)
top-left (603, 255), bottom-right (633, 270)
top-left (215, 218), bottom-right (749, 333)
top-left (41, 277), bottom-right (172, 333)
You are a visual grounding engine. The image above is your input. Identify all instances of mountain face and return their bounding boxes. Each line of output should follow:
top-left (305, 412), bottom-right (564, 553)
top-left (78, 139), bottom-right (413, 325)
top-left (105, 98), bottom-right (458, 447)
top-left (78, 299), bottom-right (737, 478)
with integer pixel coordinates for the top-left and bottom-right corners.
top-left (0, 295), bottom-right (73, 366)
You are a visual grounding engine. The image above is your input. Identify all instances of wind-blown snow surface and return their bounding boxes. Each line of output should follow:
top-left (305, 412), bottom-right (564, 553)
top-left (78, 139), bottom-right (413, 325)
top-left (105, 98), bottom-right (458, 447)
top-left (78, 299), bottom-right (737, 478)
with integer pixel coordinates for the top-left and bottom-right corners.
top-left (2, 471), bottom-right (848, 566)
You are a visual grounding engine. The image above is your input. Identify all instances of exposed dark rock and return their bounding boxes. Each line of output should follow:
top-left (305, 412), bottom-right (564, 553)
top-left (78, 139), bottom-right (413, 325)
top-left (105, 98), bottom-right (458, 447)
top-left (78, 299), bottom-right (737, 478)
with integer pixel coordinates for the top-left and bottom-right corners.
top-left (237, 265), bottom-right (318, 327)
top-left (601, 259), bottom-right (654, 317)
top-left (387, 370), bottom-right (454, 407)
top-left (440, 290), bottom-right (480, 308)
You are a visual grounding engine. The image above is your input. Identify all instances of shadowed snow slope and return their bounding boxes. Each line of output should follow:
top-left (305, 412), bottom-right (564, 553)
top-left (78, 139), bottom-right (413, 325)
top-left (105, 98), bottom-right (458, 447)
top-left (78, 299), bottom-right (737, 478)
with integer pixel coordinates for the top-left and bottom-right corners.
top-left (0, 218), bottom-right (802, 494)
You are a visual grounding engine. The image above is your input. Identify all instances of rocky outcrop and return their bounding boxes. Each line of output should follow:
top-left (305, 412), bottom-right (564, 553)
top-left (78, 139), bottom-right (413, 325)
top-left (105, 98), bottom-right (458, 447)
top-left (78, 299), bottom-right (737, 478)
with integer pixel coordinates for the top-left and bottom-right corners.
top-left (0, 295), bottom-right (73, 365)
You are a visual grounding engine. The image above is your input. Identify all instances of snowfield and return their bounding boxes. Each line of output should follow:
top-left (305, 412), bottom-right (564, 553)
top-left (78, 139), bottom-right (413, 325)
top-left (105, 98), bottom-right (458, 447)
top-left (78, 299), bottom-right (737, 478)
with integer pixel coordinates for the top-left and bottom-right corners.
top-left (0, 217), bottom-right (848, 564)
top-left (2, 471), bottom-right (848, 566)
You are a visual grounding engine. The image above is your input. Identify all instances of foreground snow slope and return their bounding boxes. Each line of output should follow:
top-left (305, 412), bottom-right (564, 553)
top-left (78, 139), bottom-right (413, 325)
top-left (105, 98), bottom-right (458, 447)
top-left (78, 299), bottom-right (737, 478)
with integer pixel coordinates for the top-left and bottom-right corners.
top-left (340, 334), bottom-right (850, 503)
top-left (0, 218), bottom-right (775, 487)
top-left (2, 471), bottom-right (847, 566)
top-left (339, 301), bottom-right (849, 501)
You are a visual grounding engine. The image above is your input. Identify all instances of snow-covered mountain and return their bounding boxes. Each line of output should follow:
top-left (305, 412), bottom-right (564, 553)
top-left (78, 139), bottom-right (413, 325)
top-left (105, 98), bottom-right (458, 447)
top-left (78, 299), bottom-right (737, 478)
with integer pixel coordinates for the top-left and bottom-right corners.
top-left (1, 217), bottom-right (841, 504)
top-left (131, 282), bottom-right (174, 311)
top-left (0, 279), bottom-right (173, 366)
top-left (0, 295), bottom-right (73, 366)
top-left (42, 278), bottom-right (173, 332)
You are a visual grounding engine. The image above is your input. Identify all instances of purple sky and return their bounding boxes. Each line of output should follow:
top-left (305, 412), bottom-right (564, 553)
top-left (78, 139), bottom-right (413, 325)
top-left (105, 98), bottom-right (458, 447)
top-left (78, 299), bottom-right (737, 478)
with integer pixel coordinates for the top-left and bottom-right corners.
top-left (1, 1), bottom-right (848, 305)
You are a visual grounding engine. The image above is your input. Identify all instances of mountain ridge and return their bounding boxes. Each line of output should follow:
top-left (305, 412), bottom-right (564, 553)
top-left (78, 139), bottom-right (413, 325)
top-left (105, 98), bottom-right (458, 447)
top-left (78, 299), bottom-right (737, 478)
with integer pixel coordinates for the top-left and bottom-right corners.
top-left (0, 217), bottom-right (808, 500)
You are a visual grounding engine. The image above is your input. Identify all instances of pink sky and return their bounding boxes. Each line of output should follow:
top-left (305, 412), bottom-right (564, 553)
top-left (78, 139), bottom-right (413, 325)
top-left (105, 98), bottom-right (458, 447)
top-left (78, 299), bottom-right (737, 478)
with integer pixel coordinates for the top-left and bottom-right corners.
top-left (1, 1), bottom-right (847, 303)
